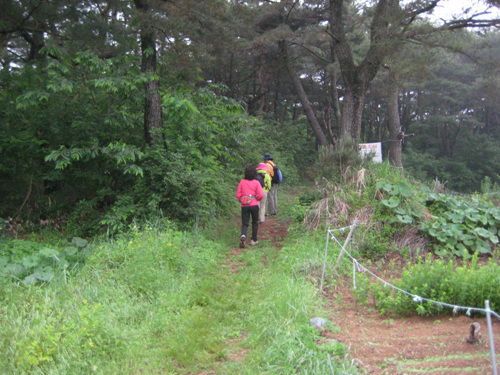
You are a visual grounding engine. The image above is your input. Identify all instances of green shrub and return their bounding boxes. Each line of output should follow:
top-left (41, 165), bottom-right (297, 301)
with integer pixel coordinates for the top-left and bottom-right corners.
top-left (375, 180), bottom-right (424, 225)
top-left (420, 193), bottom-right (500, 257)
top-left (357, 226), bottom-right (398, 259)
top-left (365, 252), bottom-right (500, 317)
top-left (133, 149), bottom-right (232, 228)
top-left (315, 138), bottom-right (363, 184)
top-left (0, 237), bottom-right (89, 285)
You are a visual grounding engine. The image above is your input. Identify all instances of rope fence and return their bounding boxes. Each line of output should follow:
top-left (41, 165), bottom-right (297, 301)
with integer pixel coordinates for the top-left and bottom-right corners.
top-left (321, 222), bottom-right (499, 374)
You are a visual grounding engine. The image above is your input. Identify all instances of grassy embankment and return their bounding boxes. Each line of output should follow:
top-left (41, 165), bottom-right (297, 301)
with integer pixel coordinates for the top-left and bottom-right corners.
top-left (0, 187), bottom-right (358, 374)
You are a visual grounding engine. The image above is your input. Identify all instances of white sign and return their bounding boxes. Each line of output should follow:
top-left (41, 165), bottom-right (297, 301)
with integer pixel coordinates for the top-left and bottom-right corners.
top-left (359, 143), bottom-right (382, 163)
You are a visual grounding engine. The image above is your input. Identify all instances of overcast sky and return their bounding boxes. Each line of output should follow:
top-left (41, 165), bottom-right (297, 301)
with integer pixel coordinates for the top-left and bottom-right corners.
top-left (429, 0), bottom-right (500, 20)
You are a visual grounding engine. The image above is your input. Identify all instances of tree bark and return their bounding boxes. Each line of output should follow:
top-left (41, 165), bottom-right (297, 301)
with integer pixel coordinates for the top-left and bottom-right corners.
top-left (279, 39), bottom-right (329, 147)
top-left (329, 0), bottom-right (393, 143)
top-left (134, 0), bottom-right (163, 146)
top-left (340, 89), bottom-right (366, 141)
top-left (386, 78), bottom-right (403, 168)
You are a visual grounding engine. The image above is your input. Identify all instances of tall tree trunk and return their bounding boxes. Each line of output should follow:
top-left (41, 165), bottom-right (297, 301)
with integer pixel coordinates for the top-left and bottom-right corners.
top-left (134, 0), bottom-right (163, 146)
top-left (329, 0), bottom-right (396, 143)
top-left (279, 39), bottom-right (329, 147)
top-left (386, 77), bottom-right (403, 168)
top-left (340, 89), bottom-right (365, 141)
top-left (330, 69), bottom-right (342, 128)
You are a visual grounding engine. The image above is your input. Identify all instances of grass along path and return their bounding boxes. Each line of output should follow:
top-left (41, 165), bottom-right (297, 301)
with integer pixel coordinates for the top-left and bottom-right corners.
top-left (0, 188), bottom-right (357, 374)
top-left (190, 212), bottom-right (358, 374)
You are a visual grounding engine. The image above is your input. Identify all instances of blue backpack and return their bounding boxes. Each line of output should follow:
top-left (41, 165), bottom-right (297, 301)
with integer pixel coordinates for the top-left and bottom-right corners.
top-left (272, 165), bottom-right (283, 185)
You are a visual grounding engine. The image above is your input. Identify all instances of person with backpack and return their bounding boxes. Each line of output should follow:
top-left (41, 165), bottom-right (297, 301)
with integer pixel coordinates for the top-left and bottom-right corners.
top-left (256, 162), bottom-right (272, 224)
top-left (236, 165), bottom-right (264, 248)
top-left (263, 153), bottom-right (280, 216)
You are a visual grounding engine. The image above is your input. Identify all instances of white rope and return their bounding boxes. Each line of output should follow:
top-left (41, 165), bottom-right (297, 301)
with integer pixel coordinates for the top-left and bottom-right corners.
top-left (330, 224), bottom-right (356, 233)
top-left (328, 229), bottom-right (500, 320)
top-left (352, 261), bottom-right (357, 290)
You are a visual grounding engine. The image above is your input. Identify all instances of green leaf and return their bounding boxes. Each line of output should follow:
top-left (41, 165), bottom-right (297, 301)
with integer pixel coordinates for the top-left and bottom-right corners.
top-left (39, 248), bottom-right (60, 258)
top-left (446, 237), bottom-right (457, 246)
top-left (5, 263), bottom-right (25, 277)
top-left (474, 227), bottom-right (493, 238)
top-left (475, 238), bottom-right (491, 254)
top-left (436, 232), bottom-right (448, 242)
top-left (381, 196), bottom-right (400, 208)
top-left (24, 274), bottom-right (37, 284)
top-left (397, 214), bottom-right (413, 224)
top-left (22, 255), bottom-right (40, 268)
top-left (35, 271), bottom-right (54, 282)
top-left (24, 269), bottom-right (54, 284)
top-left (448, 213), bottom-right (464, 224)
top-left (64, 246), bottom-right (78, 256)
top-left (396, 182), bottom-right (413, 197)
top-left (376, 181), bottom-right (396, 194)
top-left (394, 207), bottom-right (407, 215)
top-left (71, 237), bottom-right (88, 248)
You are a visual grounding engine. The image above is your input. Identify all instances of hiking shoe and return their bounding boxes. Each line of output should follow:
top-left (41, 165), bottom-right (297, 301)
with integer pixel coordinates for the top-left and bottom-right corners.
top-left (250, 240), bottom-right (258, 246)
top-left (239, 235), bottom-right (246, 248)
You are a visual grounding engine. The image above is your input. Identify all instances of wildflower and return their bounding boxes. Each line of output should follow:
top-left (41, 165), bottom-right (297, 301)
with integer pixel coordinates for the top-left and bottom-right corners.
top-left (83, 299), bottom-right (88, 304)
top-left (167, 243), bottom-right (172, 246)
top-left (89, 341), bottom-right (94, 347)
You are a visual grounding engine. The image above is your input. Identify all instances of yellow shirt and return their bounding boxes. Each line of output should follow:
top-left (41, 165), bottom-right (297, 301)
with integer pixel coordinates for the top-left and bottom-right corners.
top-left (265, 160), bottom-right (275, 178)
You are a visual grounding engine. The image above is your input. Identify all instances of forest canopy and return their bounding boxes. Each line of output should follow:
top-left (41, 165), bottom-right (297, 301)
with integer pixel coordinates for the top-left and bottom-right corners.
top-left (1, 0), bottom-right (499, 235)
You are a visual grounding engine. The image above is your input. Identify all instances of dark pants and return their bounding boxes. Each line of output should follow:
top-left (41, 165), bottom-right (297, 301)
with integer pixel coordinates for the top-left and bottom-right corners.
top-left (241, 205), bottom-right (259, 241)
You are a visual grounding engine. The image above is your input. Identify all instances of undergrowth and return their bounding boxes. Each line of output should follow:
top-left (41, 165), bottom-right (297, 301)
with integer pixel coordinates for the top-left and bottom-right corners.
top-left (353, 251), bottom-right (500, 317)
top-left (0, 188), bottom-right (359, 374)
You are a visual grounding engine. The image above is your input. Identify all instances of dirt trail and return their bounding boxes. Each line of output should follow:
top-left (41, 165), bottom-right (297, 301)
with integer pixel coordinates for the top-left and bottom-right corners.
top-left (224, 215), bottom-right (289, 273)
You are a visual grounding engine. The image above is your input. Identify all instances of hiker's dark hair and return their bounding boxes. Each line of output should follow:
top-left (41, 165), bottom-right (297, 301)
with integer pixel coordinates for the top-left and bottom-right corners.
top-left (244, 165), bottom-right (257, 180)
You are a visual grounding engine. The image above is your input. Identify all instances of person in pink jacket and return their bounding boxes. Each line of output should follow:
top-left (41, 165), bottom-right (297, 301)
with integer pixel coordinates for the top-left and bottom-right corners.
top-left (236, 165), bottom-right (264, 248)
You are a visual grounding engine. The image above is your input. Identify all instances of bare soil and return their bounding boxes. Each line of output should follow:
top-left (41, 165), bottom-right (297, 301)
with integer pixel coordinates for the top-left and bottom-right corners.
top-left (225, 217), bottom-right (500, 374)
top-left (325, 281), bottom-right (500, 374)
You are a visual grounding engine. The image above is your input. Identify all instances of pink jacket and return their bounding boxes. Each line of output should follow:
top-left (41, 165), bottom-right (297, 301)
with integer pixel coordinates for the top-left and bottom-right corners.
top-left (236, 179), bottom-right (264, 207)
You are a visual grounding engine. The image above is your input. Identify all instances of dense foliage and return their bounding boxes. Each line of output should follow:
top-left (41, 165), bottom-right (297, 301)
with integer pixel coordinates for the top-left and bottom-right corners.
top-left (299, 145), bottom-right (499, 319)
top-left (421, 193), bottom-right (500, 257)
top-left (1, 0), bottom-right (500, 235)
top-left (366, 253), bottom-right (500, 317)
